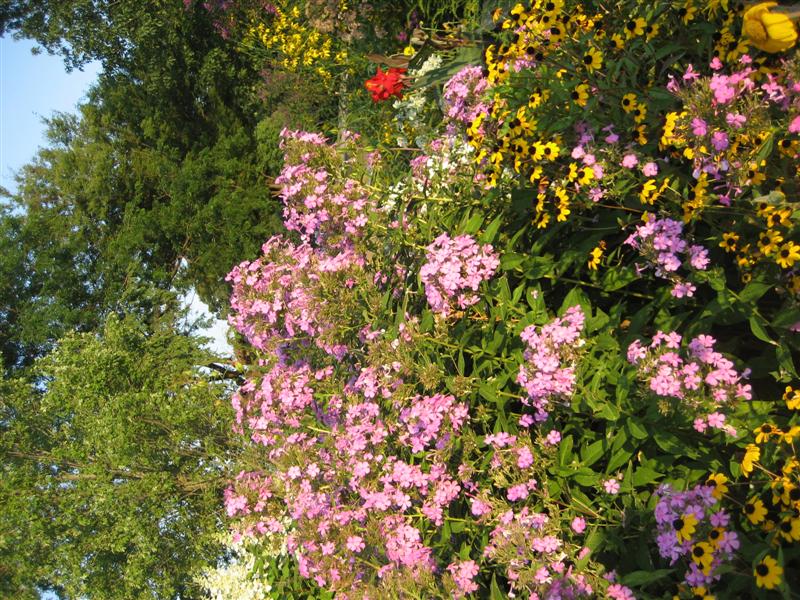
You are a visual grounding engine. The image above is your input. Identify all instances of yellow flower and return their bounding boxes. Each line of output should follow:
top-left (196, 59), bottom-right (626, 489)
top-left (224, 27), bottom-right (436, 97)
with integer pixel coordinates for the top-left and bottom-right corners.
top-left (673, 512), bottom-right (698, 543)
top-left (640, 179), bottom-right (658, 204)
top-left (784, 385), bottom-right (800, 410)
top-left (754, 555), bottom-right (783, 589)
top-left (572, 83), bottom-right (590, 107)
top-left (744, 497), bottom-right (767, 524)
top-left (776, 241), bottom-right (800, 268)
top-left (624, 16), bottom-right (647, 38)
top-left (719, 232), bottom-right (739, 253)
top-left (778, 516), bottom-right (800, 541)
top-left (402, 45), bottom-right (415, 56)
top-left (706, 473), bottom-right (728, 500)
top-left (633, 104), bottom-right (648, 124)
top-left (691, 542), bottom-right (715, 573)
top-left (742, 443), bottom-right (760, 477)
top-left (758, 229), bottom-right (783, 255)
top-left (578, 166), bottom-right (595, 185)
top-left (755, 423), bottom-right (779, 443)
top-left (588, 241), bottom-right (606, 270)
top-left (743, 2), bottom-right (798, 53)
top-left (611, 33), bottom-right (626, 49)
top-left (621, 93), bottom-right (638, 113)
top-left (582, 46), bottom-right (603, 72)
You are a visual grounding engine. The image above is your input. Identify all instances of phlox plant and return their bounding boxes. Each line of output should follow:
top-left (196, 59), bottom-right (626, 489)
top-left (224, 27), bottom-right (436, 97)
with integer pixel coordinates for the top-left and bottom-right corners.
top-left (222, 1), bottom-right (800, 597)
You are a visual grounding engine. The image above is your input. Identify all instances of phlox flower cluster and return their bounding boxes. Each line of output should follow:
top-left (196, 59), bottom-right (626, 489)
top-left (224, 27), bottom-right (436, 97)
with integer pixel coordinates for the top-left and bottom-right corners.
top-left (420, 233), bottom-right (500, 316)
top-left (624, 213), bottom-right (709, 298)
top-left (654, 484), bottom-right (740, 588)
top-left (481, 506), bottom-right (599, 598)
top-left (397, 393), bottom-right (469, 453)
top-left (517, 306), bottom-right (586, 422)
top-left (627, 332), bottom-right (751, 432)
top-left (227, 354), bottom-right (468, 596)
top-left (446, 559), bottom-right (480, 598)
top-left (442, 65), bottom-right (490, 128)
top-left (274, 129), bottom-right (374, 247)
top-left (226, 236), bottom-right (362, 359)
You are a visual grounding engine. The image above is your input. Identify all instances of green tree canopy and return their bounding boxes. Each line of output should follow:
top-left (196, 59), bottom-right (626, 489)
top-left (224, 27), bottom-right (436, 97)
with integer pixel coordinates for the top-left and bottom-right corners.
top-left (0, 309), bottom-right (236, 599)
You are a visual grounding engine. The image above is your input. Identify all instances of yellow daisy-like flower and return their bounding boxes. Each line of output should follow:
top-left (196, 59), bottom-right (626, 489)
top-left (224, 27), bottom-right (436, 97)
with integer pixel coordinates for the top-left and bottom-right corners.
top-left (744, 497), bottom-right (767, 524)
top-left (673, 512), bottom-right (698, 543)
top-left (758, 229), bottom-right (783, 255)
top-left (783, 425), bottom-right (800, 443)
top-left (578, 166), bottom-right (595, 185)
top-left (621, 93), bottom-right (638, 113)
top-left (778, 516), bottom-right (800, 541)
top-left (572, 83), bottom-right (590, 107)
top-left (680, 2), bottom-right (698, 24)
top-left (784, 386), bottom-right (800, 410)
top-left (624, 16), bottom-right (647, 38)
top-left (611, 32), bottom-right (626, 49)
top-left (690, 586), bottom-right (715, 600)
top-left (633, 104), bottom-right (648, 124)
top-left (691, 542), bottom-right (715, 573)
top-left (588, 241), bottom-right (606, 270)
top-left (743, 2), bottom-right (798, 53)
top-left (645, 21), bottom-right (661, 41)
top-left (776, 241), bottom-right (800, 268)
top-left (742, 443), bottom-right (760, 477)
top-left (755, 423), bottom-right (780, 443)
top-left (640, 179), bottom-right (658, 204)
top-left (754, 555), bottom-right (783, 589)
top-left (719, 232), bottom-right (739, 253)
top-left (582, 46), bottom-right (603, 72)
top-left (706, 473), bottom-right (729, 500)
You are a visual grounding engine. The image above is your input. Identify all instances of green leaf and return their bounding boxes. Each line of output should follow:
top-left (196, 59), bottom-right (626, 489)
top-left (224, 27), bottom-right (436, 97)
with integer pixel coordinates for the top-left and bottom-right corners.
top-left (624, 417), bottom-right (649, 440)
top-left (632, 465), bottom-right (663, 487)
top-left (580, 439), bottom-right (607, 467)
top-left (749, 316), bottom-right (776, 346)
top-left (558, 435), bottom-right (575, 468)
top-left (480, 215), bottom-right (503, 244)
top-left (620, 569), bottom-right (674, 587)
top-left (738, 280), bottom-right (773, 304)
top-left (490, 574), bottom-right (505, 600)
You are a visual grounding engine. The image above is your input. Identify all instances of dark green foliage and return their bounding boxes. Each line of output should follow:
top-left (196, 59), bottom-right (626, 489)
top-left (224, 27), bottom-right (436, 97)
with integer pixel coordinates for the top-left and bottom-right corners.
top-left (0, 311), bottom-right (235, 599)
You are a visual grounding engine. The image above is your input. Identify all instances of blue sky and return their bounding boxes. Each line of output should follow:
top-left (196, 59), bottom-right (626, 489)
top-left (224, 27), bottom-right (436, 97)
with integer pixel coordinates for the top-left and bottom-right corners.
top-left (0, 36), bottom-right (101, 195)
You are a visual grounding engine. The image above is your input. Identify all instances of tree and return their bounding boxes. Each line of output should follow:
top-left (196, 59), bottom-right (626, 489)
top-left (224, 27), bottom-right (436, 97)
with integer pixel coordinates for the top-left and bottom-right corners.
top-left (0, 309), bottom-right (237, 599)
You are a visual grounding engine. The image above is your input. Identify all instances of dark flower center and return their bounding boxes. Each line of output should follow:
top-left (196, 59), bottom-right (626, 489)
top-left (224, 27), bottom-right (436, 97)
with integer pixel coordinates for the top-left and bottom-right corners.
top-left (756, 564), bottom-right (769, 577)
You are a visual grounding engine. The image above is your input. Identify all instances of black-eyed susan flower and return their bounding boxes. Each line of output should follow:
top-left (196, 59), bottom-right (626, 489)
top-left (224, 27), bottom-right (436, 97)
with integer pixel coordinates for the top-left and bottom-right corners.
top-left (645, 21), bottom-right (661, 41)
top-left (776, 241), bottom-right (800, 268)
top-left (758, 229), bottom-right (783, 255)
top-left (624, 16), bottom-right (647, 38)
top-left (706, 473), bottom-right (729, 500)
top-left (755, 423), bottom-right (779, 443)
top-left (679, 2), bottom-right (698, 25)
top-left (778, 515), bottom-right (800, 541)
top-left (742, 443), bottom-right (761, 477)
top-left (673, 512), bottom-right (698, 543)
top-left (621, 93), bottom-right (637, 113)
top-left (744, 497), bottom-right (767, 524)
top-left (611, 32), bottom-right (626, 49)
top-left (582, 46), bottom-right (603, 72)
top-left (633, 104), bottom-right (648, 123)
top-left (572, 83), bottom-right (590, 106)
top-left (784, 386), bottom-right (800, 410)
top-left (588, 241), bottom-right (606, 270)
top-left (578, 166), bottom-right (595, 185)
top-left (719, 232), bottom-right (739, 253)
top-left (640, 179), bottom-right (659, 204)
top-left (754, 555), bottom-right (783, 589)
top-left (767, 207), bottom-right (792, 228)
top-left (743, 2), bottom-right (798, 53)
top-left (691, 542), bottom-right (715, 573)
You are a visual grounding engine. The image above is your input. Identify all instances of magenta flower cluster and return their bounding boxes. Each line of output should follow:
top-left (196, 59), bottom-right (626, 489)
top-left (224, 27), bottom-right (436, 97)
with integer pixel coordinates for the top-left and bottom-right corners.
top-left (624, 213), bottom-right (709, 298)
top-left (627, 332), bottom-right (751, 433)
top-left (442, 65), bottom-right (490, 127)
top-left (420, 233), bottom-right (499, 316)
top-left (275, 128), bottom-right (374, 247)
top-left (517, 306), bottom-right (586, 422)
top-left (226, 236), bottom-right (362, 359)
top-left (654, 483), bottom-right (740, 588)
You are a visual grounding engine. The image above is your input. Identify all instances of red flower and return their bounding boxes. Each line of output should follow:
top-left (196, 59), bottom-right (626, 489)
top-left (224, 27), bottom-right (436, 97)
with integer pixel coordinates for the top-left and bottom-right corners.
top-left (365, 67), bottom-right (406, 102)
